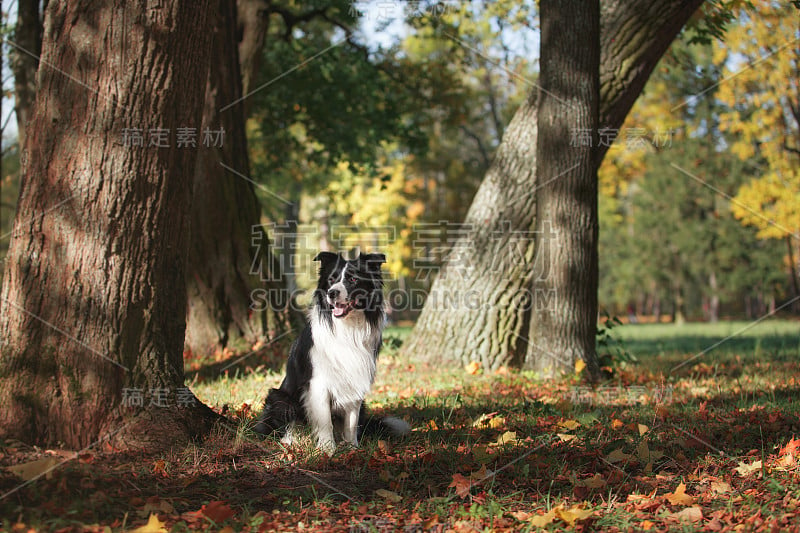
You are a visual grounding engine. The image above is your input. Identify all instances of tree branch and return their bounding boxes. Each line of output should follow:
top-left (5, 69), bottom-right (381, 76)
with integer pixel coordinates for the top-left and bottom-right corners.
top-left (268, 5), bottom-right (329, 41)
top-left (459, 125), bottom-right (491, 169)
top-left (783, 142), bottom-right (800, 156)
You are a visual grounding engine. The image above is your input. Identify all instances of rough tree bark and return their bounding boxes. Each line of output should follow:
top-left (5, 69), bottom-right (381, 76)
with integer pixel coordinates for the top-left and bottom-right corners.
top-left (527, 0), bottom-right (600, 377)
top-left (402, 0), bottom-right (705, 372)
top-left (0, 0), bottom-right (216, 449)
top-left (185, 0), bottom-right (291, 356)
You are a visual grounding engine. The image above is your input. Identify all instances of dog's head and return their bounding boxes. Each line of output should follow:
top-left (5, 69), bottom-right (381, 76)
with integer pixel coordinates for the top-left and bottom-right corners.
top-left (314, 251), bottom-right (386, 320)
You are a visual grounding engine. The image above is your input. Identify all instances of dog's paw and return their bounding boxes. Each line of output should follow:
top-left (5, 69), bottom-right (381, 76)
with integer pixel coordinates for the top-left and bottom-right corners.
top-left (317, 438), bottom-right (336, 456)
top-left (280, 433), bottom-right (294, 446)
top-left (338, 439), bottom-right (359, 451)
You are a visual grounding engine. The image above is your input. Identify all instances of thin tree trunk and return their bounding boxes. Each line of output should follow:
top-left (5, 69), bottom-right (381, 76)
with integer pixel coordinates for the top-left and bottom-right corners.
top-left (275, 199), bottom-right (301, 298)
top-left (527, 0), bottom-right (600, 378)
top-left (673, 282), bottom-right (686, 324)
top-left (237, 0), bottom-right (270, 102)
top-left (10, 0), bottom-right (45, 153)
top-left (708, 270), bottom-right (720, 322)
top-left (0, 0), bottom-right (216, 449)
top-left (402, 0), bottom-right (705, 370)
top-left (654, 292), bottom-right (661, 323)
top-left (786, 236), bottom-right (800, 306)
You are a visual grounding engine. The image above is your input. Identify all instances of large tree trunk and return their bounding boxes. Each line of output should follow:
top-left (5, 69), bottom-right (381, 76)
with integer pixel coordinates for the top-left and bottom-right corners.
top-left (527, 0), bottom-right (600, 377)
top-left (10, 0), bottom-right (45, 153)
top-left (0, 0), bottom-right (215, 449)
top-left (402, 0), bottom-right (704, 371)
top-left (184, 0), bottom-right (291, 355)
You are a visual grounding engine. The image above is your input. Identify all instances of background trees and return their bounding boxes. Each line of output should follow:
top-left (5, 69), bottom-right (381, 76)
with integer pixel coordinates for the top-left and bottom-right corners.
top-left (715, 0), bottom-right (800, 302)
top-left (598, 19), bottom-right (794, 321)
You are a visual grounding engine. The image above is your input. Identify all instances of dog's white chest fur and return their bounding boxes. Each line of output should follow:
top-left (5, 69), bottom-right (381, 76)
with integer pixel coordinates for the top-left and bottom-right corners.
top-left (308, 308), bottom-right (381, 410)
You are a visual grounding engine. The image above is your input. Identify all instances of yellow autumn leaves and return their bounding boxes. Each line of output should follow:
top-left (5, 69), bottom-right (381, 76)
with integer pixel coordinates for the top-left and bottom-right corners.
top-left (714, 0), bottom-right (799, 243)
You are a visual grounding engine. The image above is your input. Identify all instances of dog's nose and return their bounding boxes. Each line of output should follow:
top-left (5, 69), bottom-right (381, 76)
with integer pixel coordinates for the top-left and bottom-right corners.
top-left (327, 288), bottom-right (339, 300)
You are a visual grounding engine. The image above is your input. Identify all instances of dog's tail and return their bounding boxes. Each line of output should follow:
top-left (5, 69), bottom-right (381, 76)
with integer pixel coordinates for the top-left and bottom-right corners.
top-left (254, 388), bottom-right (299, 435)
top-left (359, 410), bottom-right (411, 439)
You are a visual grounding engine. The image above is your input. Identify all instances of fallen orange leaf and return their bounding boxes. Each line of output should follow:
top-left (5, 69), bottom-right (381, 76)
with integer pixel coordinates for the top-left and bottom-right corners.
top-left (529, 509), bottom-right (557, 527)
top-left (152, 460), bottom-right (167, 477)
top-left (200, 500), bottom-right (235, 523)
top-left (605, 448), bottom-right (632, 463)
top-left (491, 431), bottom-right (518, 446)
top-left (422, 515), bottom-right (440, 529)
top-left (558, 419), bottom-right (581, 430)
top-left (510, 510), bottom-right (532, 521)
top-left (449, 473), bottom-right (472, 498)
top-left (779, 437), bottom-right (800, 457)
top-left (577, 473), bottom-right (607, 489)
top-left (469, 465), bottom-right (492, 482)
top-left (666, 482), bottom-right (695, 506)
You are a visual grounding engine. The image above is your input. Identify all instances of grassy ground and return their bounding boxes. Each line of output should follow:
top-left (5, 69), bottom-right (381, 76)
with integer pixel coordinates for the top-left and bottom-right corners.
top-left (1, 319), bottom-right (799, 532)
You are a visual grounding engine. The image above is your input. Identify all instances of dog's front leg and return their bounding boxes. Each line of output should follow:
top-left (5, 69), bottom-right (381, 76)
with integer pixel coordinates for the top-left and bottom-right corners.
top-left (305, 383), bottom-right (336, 454)
top-left (341, 402), bottom-right (361, 447)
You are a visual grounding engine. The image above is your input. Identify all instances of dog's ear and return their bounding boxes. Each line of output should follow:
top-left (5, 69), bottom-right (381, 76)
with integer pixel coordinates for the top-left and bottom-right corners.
top-left (314, 251), bottom-right (340, 266)
top-left (360, 253), bottom-right (386, 273)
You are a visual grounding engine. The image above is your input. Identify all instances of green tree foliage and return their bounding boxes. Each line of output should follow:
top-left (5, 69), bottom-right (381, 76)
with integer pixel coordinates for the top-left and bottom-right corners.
top-left (247, 5), bottom-right (422, 217)
top-left (245, 1), bottom-right (537, 292)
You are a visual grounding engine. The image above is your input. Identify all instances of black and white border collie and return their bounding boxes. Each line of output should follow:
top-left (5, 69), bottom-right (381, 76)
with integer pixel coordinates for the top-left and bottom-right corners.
top-left (255, 251), bottom-right (409, 453)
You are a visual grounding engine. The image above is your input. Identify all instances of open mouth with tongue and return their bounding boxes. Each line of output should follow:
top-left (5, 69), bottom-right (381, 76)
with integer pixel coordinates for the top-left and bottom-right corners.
top-left (332, 301), bottom-right (353, 318)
